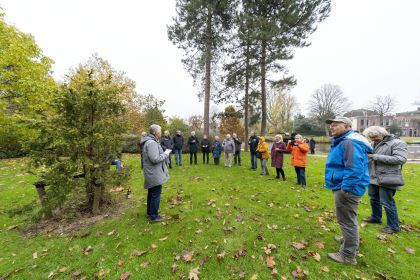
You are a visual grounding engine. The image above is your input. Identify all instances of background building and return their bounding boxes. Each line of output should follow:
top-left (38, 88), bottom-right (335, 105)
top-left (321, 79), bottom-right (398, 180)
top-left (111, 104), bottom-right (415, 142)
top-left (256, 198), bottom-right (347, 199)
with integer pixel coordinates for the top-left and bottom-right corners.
top-left (344, 108), bottom-right (420, 137)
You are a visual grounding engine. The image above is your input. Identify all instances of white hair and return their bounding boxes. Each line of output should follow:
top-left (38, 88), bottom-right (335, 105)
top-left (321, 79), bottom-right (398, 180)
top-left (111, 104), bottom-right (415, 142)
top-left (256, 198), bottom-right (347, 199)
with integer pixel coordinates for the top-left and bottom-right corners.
top-left (275, 134), bottom-right (283, 141)
top-left (363, 126), bottom-right (389, 138)
top-left (149, 124), bottom-right (162, 135)
top-left (295, 134), bottom-right (302, 139)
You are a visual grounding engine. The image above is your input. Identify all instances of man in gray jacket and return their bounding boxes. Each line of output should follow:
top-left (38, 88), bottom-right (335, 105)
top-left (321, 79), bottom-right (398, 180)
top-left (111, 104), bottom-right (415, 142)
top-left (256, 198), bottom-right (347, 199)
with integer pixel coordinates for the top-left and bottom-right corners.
top-left (223, 134), bottom-right (235, 167)
top-left (139, 124), bottom-right (170, 222)
top-left (362, 126), bottom-right (408, 234)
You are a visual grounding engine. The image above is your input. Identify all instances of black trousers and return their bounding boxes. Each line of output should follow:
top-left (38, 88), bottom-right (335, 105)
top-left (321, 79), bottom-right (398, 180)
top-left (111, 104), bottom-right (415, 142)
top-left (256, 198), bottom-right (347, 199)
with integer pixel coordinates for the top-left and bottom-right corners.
top-left (190, 152), bottom-right (197, 164)
top-left (276, 168), bottom-right (285, 180)
top-left (234, 151), bottom-right (241, 165)
top-left (202, 152), bottom-right (210, 164)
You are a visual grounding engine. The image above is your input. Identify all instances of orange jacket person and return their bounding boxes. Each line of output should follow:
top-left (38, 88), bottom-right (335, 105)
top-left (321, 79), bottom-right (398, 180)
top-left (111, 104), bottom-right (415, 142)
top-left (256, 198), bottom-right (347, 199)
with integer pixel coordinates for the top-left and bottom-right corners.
top-left (287, 134), bottom-right (309, 188)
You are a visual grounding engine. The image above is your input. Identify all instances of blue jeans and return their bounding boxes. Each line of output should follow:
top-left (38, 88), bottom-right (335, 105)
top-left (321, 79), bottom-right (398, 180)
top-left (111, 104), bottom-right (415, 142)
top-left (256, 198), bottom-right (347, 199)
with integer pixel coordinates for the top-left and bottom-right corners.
top-left (147, 185), bottom-right (162, 220)
top-left (250, 152), bottom-right (258, 169)
top-left (368, 184), bottom-right (400, 231)
top-left (174, 149), bottom-right (182, 165)
top-left (294, 167), bottom-right (306, 186)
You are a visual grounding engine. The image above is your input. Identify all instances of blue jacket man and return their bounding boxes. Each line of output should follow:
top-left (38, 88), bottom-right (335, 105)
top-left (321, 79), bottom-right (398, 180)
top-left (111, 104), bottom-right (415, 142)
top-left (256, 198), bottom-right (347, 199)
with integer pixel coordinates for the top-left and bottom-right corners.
top-left (325, 129), bottom-right (372, 196)
top-left (324, 116), bottom-right (372, 266)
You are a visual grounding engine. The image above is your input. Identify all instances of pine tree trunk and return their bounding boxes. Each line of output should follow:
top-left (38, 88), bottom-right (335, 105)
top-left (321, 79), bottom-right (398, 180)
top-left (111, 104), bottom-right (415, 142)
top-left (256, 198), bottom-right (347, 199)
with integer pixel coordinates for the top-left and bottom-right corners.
top-left (244, 40), bottom-right (250, 151)
top-left (260, 40), bottom-right (267, 136)
top-left (203, 11), bottom-right (212, 136)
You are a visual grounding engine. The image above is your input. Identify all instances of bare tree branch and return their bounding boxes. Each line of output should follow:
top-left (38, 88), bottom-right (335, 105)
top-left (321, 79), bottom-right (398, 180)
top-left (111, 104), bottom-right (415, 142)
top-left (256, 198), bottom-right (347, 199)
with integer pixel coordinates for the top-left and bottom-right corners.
top-left (308, 84), bottom-right (351, 136)
top-left (368, 95), bottom-right (396, 124)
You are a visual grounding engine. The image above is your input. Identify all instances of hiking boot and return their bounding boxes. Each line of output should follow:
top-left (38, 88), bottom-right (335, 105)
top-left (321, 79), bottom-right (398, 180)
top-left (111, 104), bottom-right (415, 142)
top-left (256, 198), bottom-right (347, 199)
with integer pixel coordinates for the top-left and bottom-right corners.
top-left (381, 227), bottom-right (399, 234)
top-left (275, 176), bottom-right (280, 179)
top-left (327, 252), bottom-right (357, 265)
top-left (363, 217), bottom-right (381, 224)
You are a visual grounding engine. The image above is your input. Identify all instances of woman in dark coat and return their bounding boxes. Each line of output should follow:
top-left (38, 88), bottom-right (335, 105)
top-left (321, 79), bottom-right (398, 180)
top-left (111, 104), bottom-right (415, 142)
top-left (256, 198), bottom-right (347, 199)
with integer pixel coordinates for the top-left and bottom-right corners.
top-left (201, 135), bottom-right (211, 164)
top-left (271, 134), bottom-right (287, 180)
top-left (188, 131), bottom-right (199, 165)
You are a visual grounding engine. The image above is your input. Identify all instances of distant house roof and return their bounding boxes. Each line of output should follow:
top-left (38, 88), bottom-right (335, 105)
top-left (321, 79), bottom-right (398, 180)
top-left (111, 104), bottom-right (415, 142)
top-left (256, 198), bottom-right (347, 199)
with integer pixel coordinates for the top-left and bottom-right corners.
top-left (344, 109), bottom-right (376, 118)
top-left (396, 107), bottom-right (420, 116)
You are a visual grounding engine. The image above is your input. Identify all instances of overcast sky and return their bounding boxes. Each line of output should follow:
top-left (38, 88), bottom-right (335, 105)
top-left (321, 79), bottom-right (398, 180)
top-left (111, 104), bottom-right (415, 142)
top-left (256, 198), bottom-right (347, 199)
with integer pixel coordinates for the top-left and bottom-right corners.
top-left (2, 0), bottom-right (420, 118)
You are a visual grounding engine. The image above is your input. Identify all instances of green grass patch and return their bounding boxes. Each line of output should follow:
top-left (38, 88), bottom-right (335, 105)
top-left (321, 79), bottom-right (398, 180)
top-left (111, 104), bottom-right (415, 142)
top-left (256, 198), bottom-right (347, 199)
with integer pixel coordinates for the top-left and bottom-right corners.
top-left (0, 154), bottom-right (419, 279)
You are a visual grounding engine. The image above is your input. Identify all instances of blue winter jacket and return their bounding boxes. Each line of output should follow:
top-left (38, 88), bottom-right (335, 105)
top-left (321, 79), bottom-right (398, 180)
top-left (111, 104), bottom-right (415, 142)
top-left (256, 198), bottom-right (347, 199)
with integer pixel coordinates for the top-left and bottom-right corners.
top-left (325, 130), bottom-right (373, 196)
top-left (212, 140), bottom-right (222, 158)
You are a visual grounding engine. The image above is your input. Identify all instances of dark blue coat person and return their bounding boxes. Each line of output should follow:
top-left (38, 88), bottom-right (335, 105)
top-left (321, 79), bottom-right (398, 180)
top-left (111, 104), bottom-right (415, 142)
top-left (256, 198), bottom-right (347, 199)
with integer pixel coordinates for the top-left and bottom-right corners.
top-left (212, 137), bottom-right (223, 165)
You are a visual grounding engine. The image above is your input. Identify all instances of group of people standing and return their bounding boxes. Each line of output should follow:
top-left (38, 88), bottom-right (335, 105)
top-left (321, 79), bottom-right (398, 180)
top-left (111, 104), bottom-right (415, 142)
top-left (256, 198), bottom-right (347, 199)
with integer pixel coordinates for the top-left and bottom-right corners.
top-left (140, 118), bottom-right (408, 267)
top-left (249, 131), bottom-right (309, 188)
top-left (144, 129), bottom-right (311, 189)
top-left (156, 130), bottom-right (243, 167)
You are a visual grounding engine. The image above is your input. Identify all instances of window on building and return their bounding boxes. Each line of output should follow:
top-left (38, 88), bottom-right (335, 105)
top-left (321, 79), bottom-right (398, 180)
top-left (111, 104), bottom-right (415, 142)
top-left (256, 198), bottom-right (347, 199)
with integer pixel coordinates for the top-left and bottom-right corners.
top-left (367, 120), bottom-right (369, 126)
top-left (361, 119), bottom-right (364, 126)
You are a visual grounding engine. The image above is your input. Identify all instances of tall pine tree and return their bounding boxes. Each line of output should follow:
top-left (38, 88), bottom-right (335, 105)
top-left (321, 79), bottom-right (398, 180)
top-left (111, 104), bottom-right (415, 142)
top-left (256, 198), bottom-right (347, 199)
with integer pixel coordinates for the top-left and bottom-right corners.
top-left (245, 0), bottom-right (331, 135)
top-left (219, 6), bottom-right (260, 150)
top-left (168, 0), bottom-right (236, 136)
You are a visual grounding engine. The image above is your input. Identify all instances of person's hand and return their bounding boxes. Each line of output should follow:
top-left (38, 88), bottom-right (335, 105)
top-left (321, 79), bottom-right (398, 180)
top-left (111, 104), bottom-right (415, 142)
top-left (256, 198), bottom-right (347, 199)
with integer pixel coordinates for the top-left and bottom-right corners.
top-left (367, 153), bottom-right (374, 158)
top-left (287, 140), bottom-right (291, 145)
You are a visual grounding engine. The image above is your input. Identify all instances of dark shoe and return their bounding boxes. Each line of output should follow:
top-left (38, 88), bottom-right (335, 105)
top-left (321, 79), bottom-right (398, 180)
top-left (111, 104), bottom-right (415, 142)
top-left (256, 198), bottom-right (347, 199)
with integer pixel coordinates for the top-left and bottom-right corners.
top-left (302, 185), bottom-right (307, 189)
top-left (275, 176), bottom-right (280, 179)
top-left (362, 217), bottom-right (381, 224)
top-left (381, 227), bottom-right (399, 234)
top-left (327, 252), bottom-right (357, 265)
top-left (149, 215), bottom-right (165, 223)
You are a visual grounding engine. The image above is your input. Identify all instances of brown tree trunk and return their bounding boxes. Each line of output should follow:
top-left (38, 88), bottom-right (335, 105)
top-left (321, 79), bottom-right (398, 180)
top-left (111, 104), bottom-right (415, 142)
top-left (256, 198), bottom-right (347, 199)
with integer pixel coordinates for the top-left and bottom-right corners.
top-left (203, 11), bottom-right (212, 136)
top-left (35, 185), bottom-right (52, 218)
top-left (260, 40), bottom-right (267, 136)
top-left (244, 39), bottom-right (250, 151)
top-left (92, 183), bottom-right (102, 215)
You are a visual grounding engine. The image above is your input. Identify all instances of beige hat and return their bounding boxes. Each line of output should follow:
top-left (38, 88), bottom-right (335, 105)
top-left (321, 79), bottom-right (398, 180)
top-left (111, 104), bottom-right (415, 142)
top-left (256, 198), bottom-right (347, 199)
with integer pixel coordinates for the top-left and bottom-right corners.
top-left (325, 116), bottom-right (352, 127)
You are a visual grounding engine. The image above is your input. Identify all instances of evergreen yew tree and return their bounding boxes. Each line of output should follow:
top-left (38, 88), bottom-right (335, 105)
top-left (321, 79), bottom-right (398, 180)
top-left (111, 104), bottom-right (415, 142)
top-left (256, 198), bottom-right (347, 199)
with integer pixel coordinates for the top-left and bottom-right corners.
top-left (29, 56), bottom-right (128, 216)
top-left (168, 0), bottom-right (237, 136)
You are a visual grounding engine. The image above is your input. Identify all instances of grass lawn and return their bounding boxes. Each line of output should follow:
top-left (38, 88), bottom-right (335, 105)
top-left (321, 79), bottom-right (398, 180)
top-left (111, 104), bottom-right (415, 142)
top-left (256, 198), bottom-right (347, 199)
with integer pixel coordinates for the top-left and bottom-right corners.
top-left (0, 153), bottom-right (419, 279)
